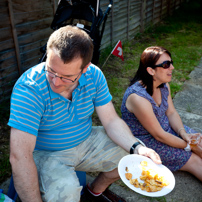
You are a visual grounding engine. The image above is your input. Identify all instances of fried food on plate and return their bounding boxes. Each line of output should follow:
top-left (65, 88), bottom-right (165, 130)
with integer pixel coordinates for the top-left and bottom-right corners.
top-left (125, 161), bottom-right (169, 192)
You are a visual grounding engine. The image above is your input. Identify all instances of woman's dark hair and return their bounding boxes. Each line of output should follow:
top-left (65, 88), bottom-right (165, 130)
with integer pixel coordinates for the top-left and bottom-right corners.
top-left (130, 46), bottom-right (171, 96)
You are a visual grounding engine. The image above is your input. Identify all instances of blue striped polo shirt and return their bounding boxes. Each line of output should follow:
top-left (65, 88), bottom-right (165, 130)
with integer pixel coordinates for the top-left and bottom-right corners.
top-left (8, 62), bottom-right (112, 151)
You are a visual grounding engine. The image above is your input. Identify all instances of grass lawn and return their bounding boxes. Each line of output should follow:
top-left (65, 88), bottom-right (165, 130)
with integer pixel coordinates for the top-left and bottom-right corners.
top-left (95, 0), bottom-right (202, 121)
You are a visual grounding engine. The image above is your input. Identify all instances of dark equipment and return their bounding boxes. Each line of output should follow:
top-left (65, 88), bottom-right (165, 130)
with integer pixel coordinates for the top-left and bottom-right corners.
top-left (39, 0), bottom-right (113, 65)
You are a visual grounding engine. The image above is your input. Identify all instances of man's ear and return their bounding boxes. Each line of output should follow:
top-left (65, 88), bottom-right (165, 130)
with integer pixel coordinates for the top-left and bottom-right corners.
top-left (82, 63), bottom-right (91, 73)
top-left (146, 67), bottom-right (155, 76)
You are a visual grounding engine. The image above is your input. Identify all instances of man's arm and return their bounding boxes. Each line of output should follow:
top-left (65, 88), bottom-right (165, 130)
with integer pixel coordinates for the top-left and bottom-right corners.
top-left (95, 101), bottom-right (162, 164)
top-left (10, 127), bottom-right (42, 202)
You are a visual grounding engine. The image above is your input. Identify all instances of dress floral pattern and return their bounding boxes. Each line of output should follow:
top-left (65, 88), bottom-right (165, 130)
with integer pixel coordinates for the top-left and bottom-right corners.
top-left (121, 82), bottom-right (194, 171)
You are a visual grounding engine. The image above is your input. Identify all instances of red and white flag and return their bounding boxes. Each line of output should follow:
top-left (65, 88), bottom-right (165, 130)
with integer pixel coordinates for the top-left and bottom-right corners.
top-left (111, 40), bottom-right (124, 61)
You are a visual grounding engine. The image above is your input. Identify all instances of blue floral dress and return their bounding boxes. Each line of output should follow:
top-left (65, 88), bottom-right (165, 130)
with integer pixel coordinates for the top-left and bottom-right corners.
top-left (121, 82), bottom-right (194, 171)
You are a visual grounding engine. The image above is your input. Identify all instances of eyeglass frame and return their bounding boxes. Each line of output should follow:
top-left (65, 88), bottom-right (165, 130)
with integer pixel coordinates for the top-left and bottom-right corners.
top-left (44, 66), bottom-right (83, 83)
top-left (152, 60), bottom-right (173, 69)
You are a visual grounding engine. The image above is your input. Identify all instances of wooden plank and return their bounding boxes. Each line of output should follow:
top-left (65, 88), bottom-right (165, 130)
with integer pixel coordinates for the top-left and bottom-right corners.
top-left (0, 6), bottom-right (8, 14)
top-left (0, 87), bottom-right (14, 100)
top-left (140, 0), bottom-right (146, 33)
top-left (21, 47), bottom-right (43, 62)
top-left (0, 80), bottom-right (16, 91)
top-left (0, 0), bottom-right (7, 9)
top-left (0, 63), bottom-right (18, 78)
top-left (8, 0), bottom-right (22, 75)
top-left (11, 0), bottom-right (52, 5)
top-left (18, 28), bottom-right (53, 46)
top-left (0, 68), bottom-right (19, 83)
top-left (0, 14), bottom-right (11, 29)
top-left (0, 49), bottom-right (15, 62)
top-left (21, 55), bottom-right (43, 71)
top-left (13, 8), bottom-right (53, 25)
top-left (0, 27), bottom-right (13, 43)
top-left (111, 1), bottom-right (114, 45)
top-left (145, 0), bottom-right (154, 22)
top-left (0, 82), bottom-right (14, 98)
top-left (152, 0), bottom-right (156, 24)
top-left (16, 17), bottom-right (52, 36)
top-left (11, 0), bottom-right (43, 3)
top-left (127, 0), bottom-right (130, 40)
top-left (160, 0), bottom-right (163, 19)
top-left (20, 38), bottom-right (48, 54)
top-left (12, 1), bottom-right (53, 12)
top-left (0, 38), bottom-right (14, 52)
top-left (0, 56), bottom-right (17, 70)
top-left (52, 0), bottom-right (58, 14)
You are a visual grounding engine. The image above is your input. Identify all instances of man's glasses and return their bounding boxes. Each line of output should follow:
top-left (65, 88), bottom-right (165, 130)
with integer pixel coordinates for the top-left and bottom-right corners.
top-left (44, 68), bottom-right (82, 83)
top-left (152, 60), bottom-right (173, 69)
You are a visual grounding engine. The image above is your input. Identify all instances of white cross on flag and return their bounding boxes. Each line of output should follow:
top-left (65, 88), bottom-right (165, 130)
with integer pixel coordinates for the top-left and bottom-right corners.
top-left (111, 40), bottom-right (124, 61)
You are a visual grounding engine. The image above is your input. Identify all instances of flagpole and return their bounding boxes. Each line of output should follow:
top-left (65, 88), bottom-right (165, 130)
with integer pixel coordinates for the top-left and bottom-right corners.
top-left (111, 40), bottom-right (120, 54)
top-left (101, 40), bottom-right (123, 68)
top-left (101, 52), bottom-right (111, 68)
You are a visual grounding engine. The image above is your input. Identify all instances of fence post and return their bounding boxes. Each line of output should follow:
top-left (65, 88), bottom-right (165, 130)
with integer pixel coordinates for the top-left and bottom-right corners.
top-left (110, 1), bottom-right (114, 45)
top-left (160, 0), bottom-right (163, 19)
top-left (152, 0), bottom-right (156, 24)
top-left (140, 0), bottom-right (146, 33)
top-left (127, 0), bottom-right (130, 40)
top-left (174, 0), bottom-right (177, 10)
top-left (167, 0), bottom-right (171, 16)
top-left (8, 0), bottom-right (22, 76)
top-left (52, 0), bottom-right (57, 15)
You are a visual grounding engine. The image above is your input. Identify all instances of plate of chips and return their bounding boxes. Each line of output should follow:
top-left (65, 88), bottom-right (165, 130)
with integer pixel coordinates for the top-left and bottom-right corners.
top-left (118, 154), bottom-right (175, 197)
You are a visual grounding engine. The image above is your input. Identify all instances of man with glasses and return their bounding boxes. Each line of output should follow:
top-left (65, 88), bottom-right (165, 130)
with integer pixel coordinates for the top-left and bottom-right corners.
top-left (8, 26), bottom-right (161, 202)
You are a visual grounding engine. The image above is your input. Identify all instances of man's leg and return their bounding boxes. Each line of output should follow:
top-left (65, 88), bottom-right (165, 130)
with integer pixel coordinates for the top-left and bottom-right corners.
top-left (33, 151), bottom-right (82, 202)
top-left (90, 169), bottom-right (119, 193)
top-left (76, 126), bottom-right (128, 201)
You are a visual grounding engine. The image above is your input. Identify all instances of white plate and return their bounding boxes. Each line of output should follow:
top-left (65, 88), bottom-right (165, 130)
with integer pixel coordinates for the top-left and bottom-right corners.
top-left (118, 154), bottom-right (175, 197)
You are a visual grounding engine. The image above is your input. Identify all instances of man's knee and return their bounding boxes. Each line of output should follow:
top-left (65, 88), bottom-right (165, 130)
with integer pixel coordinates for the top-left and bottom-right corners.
top-left (38, 161), bottom-right (82, 202)
top-left (41, 177), bottom-right (82, 202)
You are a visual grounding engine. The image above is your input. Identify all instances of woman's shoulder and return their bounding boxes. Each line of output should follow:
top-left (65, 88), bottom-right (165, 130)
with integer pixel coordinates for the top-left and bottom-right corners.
top-left (128, 81), bottom-right (149, 98)
top-left (122, 82), bottom-right (150, 105)
top-left (127, 81), bottom-right (144, 92)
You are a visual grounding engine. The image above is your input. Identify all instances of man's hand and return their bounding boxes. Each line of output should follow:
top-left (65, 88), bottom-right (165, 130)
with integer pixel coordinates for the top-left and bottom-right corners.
top-left (137, 145), bottom-right (162, 164)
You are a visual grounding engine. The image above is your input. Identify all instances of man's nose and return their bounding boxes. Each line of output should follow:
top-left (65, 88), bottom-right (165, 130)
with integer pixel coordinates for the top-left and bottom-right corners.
top-left (52, 76), bottom-right (62, 86)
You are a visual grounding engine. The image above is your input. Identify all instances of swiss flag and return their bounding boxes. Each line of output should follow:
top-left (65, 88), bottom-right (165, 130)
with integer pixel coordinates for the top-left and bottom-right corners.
top-left (111, 40), bottom-right (124, 61)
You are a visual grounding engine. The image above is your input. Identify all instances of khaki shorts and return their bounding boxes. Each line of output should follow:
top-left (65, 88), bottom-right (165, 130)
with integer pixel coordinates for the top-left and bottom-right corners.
top-left (33, 126), bottom-right (128, 202)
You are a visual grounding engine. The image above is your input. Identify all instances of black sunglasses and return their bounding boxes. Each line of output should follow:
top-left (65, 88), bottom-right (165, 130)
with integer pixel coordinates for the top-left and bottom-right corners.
top-left (152, 60), bottom-right (173, 69)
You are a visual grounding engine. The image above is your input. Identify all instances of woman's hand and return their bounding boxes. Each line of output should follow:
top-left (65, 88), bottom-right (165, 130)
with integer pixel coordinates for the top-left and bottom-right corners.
top-left (180, 131), bottom-right (200, 143)
top-left (198, 134), bottom-right (202, 148)
top-left (190, 144), bottom-right (202, 158)
top-left (190, 133), bottom-right (202, 159)
top-left (179, 131), bottom-right (192, 143)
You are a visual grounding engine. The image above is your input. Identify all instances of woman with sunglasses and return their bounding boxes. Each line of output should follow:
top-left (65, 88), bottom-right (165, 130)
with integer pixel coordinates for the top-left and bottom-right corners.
top-left (121, 46), bottom-right (202, 181)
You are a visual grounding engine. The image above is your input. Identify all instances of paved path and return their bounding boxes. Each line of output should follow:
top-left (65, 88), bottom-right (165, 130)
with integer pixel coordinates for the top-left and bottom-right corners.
top-left (1, 59), bottom-right (202, 201)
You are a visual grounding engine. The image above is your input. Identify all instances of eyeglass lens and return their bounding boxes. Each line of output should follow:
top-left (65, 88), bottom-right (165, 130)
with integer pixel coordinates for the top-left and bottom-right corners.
top-left (45, 69), bottom-right (82, 83)
top-left (162, 60), bottom-right (173, 69)
top-left (46, 71), bottom-right (72, 83)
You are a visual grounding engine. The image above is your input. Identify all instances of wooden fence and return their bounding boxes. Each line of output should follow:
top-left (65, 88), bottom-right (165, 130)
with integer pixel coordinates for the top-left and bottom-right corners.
top-left (0, 0), bottom-right (188, 102)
